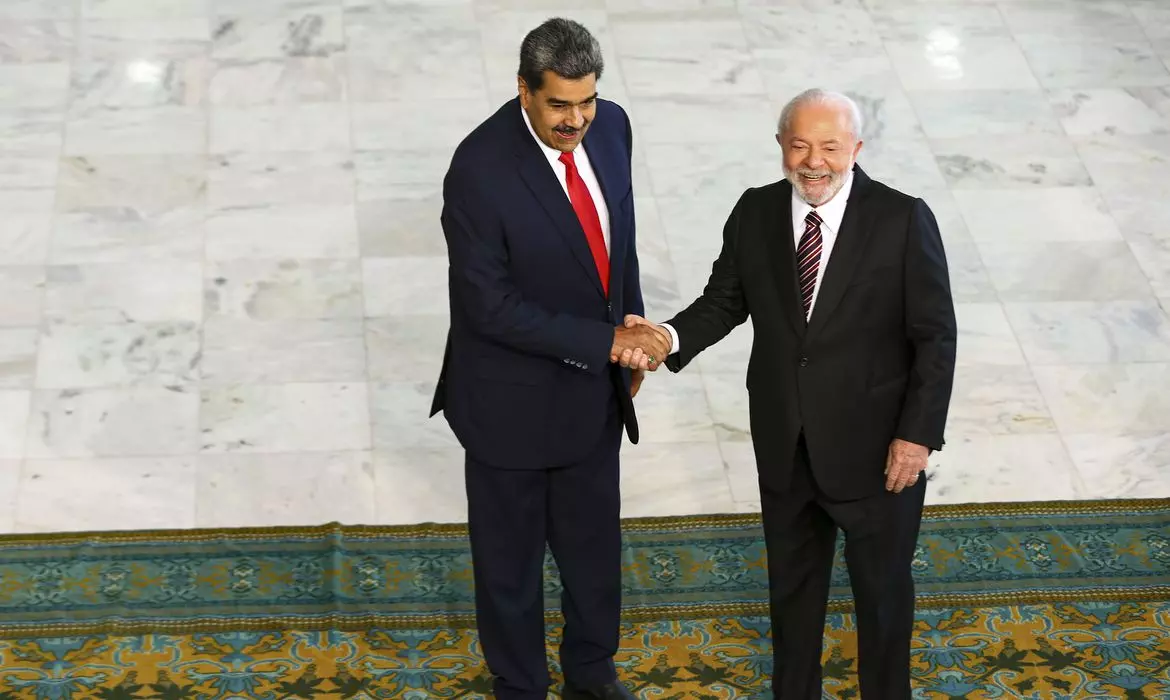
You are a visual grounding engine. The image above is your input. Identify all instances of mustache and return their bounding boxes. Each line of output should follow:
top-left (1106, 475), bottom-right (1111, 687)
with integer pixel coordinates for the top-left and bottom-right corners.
top-left (795, 168), bottom-right (835, 179)
top-left (554, 125), bottom-right (579, 134)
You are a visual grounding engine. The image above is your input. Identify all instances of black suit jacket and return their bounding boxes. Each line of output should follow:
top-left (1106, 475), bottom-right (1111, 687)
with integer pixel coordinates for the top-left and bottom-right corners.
top-left (430, 98), bottom-right (644, 470)
top-left (665, 166), bottom-right (957, 500)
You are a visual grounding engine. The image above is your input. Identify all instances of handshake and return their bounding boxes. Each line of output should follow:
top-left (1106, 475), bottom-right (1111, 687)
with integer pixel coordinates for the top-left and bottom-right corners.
top-left (610, 315), bottom-right (670, 371)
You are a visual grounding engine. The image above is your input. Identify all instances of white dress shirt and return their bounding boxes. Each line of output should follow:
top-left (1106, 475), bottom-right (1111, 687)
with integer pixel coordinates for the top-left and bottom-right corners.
top-left (661, 172), bottom-right (854, 354)
top-left (521, 107), bottom-right (610, 253)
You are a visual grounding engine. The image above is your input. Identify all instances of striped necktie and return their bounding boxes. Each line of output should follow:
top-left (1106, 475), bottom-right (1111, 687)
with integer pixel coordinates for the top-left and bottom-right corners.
top-left (797, 210), bottom-right (823, 320)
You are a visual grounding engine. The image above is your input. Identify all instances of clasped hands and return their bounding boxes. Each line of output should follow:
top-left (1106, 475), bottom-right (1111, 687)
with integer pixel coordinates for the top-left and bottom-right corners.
top-left (610, 315), bottom-right (668, 371)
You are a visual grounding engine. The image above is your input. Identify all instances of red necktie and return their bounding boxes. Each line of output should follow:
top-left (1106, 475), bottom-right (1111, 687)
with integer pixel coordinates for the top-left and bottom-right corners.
top-left (559, 150), bottom-right (609, 296)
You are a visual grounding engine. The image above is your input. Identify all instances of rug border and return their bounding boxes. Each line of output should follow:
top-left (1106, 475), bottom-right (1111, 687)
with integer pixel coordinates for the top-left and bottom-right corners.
top-left (0, 498), bottom-right (1165, 546)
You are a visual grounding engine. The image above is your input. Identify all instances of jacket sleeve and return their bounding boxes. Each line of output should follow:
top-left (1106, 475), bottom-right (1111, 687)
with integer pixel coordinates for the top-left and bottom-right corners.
top-left (663, 191), bottom-right (751, 372)
top-left (895, 198), bottom-right (958, 450)
top-left (442, 168), bottom-right (616, 374)
top-left (620, 108), bottom-right (645, 319)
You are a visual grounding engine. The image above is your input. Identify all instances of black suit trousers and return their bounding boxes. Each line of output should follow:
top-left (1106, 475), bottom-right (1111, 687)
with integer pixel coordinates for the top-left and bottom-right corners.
top-left (759, 434), bottom-right (925, 700)
top-left (464, 407), bottom-right (624, 700)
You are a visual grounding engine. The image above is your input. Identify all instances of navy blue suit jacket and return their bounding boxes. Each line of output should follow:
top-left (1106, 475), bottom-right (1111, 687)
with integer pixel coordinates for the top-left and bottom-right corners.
top-left (430, 97), bottom-right (644, 470)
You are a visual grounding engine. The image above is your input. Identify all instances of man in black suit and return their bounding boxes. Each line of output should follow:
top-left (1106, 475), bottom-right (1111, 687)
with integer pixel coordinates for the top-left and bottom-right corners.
top-left (429, 17), bottom-right (666, 700)
top-left (622, 89), bottom-right (957, 698)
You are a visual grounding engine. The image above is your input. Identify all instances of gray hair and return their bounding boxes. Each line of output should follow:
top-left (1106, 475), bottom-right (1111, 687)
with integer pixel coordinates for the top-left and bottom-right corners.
top-left (518, 18), bottom-right (604, 92)
top-left (777, 88), bottom-right (864, 140)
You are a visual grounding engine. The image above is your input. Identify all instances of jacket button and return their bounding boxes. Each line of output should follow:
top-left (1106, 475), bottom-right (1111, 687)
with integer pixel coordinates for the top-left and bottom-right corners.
top-left (799, 356), bottom-right (809, 367)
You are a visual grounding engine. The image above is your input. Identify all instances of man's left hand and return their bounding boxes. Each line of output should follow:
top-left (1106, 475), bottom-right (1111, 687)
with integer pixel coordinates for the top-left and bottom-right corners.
top-left (885, 439), bottom-right (929, 493)
top-left (631, 368), bottom-right (645, 398)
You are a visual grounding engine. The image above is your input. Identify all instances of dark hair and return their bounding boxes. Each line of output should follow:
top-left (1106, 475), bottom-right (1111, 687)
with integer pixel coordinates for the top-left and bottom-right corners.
top-left (518, 18), bottom-right (604, 92)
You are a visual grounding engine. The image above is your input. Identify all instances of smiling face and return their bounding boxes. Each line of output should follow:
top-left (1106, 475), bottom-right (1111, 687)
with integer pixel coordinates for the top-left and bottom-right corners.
top-left (518, 70), bottom-right (598, 153)
top-left (778, 100), bottom-right (863, 206)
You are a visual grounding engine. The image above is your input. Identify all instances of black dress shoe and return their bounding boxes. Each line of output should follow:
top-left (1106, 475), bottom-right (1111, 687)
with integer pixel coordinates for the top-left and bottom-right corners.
top-left (562, 681), bottom-right (637, 699)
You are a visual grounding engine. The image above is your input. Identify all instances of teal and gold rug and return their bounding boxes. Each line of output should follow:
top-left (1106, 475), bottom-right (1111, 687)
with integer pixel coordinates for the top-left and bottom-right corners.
top-left (0, 499), bottom-right (1167, 698)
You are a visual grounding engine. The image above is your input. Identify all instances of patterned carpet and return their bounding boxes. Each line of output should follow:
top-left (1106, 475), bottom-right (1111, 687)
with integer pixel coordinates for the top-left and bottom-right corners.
top-left (0, 500), bottom-right (1167, 699)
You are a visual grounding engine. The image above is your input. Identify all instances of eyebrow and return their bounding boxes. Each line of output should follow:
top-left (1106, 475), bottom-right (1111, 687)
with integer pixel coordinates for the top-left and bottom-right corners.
top-left (547, 93), bottom-right (599, 106)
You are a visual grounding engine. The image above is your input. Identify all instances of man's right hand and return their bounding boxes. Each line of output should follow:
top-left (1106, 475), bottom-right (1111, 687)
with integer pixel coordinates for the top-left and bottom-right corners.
top-left (611, 317), bottom-right (670, 370)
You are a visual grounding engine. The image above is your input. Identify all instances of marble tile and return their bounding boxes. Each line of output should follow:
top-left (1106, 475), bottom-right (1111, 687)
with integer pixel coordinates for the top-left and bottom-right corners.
top-left (201, 318), bottom-right (367, 385)
top-left (345, 7), bottom-right (485, 102)
top-left (1074, 134), bottom-right (1170, 198)
top-left (920, 188), bottom-right (971, 244)
top-left (998, 2), bottom-right (1146, 44)
top-left (369, 381), bottom-right (458, 450)
top-left (56, 154), bottom-right (206, 216)
top-left (909, 90), bottom-right (1062, 139)
top-left (1019, 40), bottom-right (1170, 89)
top-left (64, 106), bottom-right (207, 155)
top-left (1063, 433), bottom-right (1170, 499)
top-left (0, 212), bottom-right (50, 265)
top-left (629, 198), bottom-right (682, 322)
top-left (1122, 230), bottom-right (1170, 299)
top-left (952, 188), bottom-right (1122, 243)
top-left (855, 136), bottom-right (948, 194)
top-left (211, 4), bottom-right (344, 60)
top-left (833, 85), bottom-right (924, 141)
top-left (0, 391), bottom-right (31, 457)
top-left (0, 329), bottom-right (38, 389)
top-left (75, 19), bottom-right (211, 61)
top-left (15, 456), bottom-right (196, 531)
top-left (357, 198), bottom-right (445, 258)
top-left (83, 0), bottom-right (209, 19)
top-left (0, 110), bottom-right (64, 155)
top-left (609, 12), bottom-right (765, 97)
top-left (0, 460), bottom-right (18, 531)
top-left (978, 240), bottom-right (1152, 302)
top-left (629, 371), bottom-right (717, 443)
top-left (353, 150), bottom-right (448, 201)
top-left (931, 241), bottom-right (994, 303)
top-left (363, 257), bottom-right (450, 317)
top-left (70, 58), bottom-right (210, 109)
top-left (644, 141), bottom-right (777, 209)
top-left (693, 320), bottom-right (753, 375)
top-left (756, 45), bottom-right (897, 94)
top-left (932, 134), bottom-right (1093, 189)
top-left (0, 267), bottom-right (45, 328)
top-left (374, 447), bottom-right (466, 525)
top-left (365, 315), bottom-right (448, 383)
top-left (885, 37), bottom-right (1039, 91)
top-left (210, 103), bottom-right (349, 153)
top-left (209, 56), bottom-right (346, 105)
top-left (0, 63), bottom-right (70, 109)
top-left (206, 203), bottom-right (359, 260)
top-left (1049, 88), bottom-right (1170, 136)
top-left (36, 322), bottom-right (200, 389)
top-left (196, 450), bottom-right (375, 526)
top-left (717, 439), bottom-right (760, 504)
top-left (204, 259), bottom-right (364, 321)
top-left (4, 0), bottom-right (79, 20)
top-left (0, 20), bottom-right (74, 63)
top-left (868, 5), bottom-right (1008, 42)
top-left (25, 386), bottom-right (201, 458)
top-left (740, 4), bottom-right (881, 51)
top-left (701, 371), bottom-right (749, 443)
top-left (1005, 300), bottom-right (1170, 365)
top-left (208, 150), bottom-right (355, 208)
top-left (954, 303), bottom-right (1026, 366)
top-left (1032, 363), bottom-right (1170, 434)
top-left (0, 155), bottom-right (57, 191)
top-left (618, 441), bottom-right (735, 517)
top-left (0, 188), bottom-right (56, 216)
top-left (925, 435), bottom-right (1080, 505)
top-left (44, 262), bottom-right (202, 325)
top-left (200, 383), bottom-right (371, 454)
top-left (946, 365), bottom-right (1057, 436)
top-left (351, 100), bottom-right (493, 151)
top-left (51, 207), bottom-right (205, 264)
top-left (627, 94), bottom-right (776, 145)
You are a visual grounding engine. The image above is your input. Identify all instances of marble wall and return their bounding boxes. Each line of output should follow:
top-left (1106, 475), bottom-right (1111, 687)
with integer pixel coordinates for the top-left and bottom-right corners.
top-left (1, 0), bottom-right (1168, 532)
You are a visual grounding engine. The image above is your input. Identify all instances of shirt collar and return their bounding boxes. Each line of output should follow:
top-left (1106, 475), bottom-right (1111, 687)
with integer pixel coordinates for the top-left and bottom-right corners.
top-left (791, 169), bottom-right (854, 233)
top-left (521, 104), bottom-right (570, 166)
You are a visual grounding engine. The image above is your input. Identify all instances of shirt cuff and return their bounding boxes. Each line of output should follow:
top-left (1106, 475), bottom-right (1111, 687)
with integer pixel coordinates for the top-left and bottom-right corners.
top-left (659, 322), bottom-right (680, 355)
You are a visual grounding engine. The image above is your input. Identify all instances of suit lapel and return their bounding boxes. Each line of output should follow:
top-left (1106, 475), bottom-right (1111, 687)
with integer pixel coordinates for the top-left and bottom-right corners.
top-left (764, 183), bottom-right (807, 337)
top-left (582, 133), bottom-right (623, 285)
top-left (513, 104), bottom-right (606, 299)
top-left (806, 166), bottom-right (874, 338)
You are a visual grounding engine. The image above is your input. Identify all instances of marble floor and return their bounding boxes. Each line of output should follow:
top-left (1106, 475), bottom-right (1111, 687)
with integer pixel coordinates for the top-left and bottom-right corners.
top-left (1, 0), bottom-right (1169, 533)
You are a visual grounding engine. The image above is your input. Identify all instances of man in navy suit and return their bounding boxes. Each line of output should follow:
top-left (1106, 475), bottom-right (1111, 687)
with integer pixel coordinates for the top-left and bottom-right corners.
top-left (429, 17), bottom-right (669, 700)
